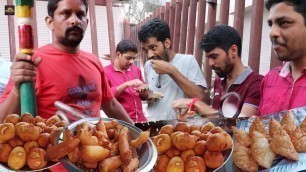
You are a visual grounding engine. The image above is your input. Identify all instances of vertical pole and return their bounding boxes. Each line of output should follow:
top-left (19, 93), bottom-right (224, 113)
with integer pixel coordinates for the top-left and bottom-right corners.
top-left (7, 0), bottom-right (16, 61)
top-left (248, 0), bottom-right (264, 73)
top-left (165, 2), bottom-right (171, 24)
top-left (169, 0), bottom-right (176, 40)
top-left (123, 18), bottom-right (131, 40)
top-left (233, 0), bottom-right (245, 40)
top-left (204, 0), bottom-right (217, 105)
top-left (220, 0), bottom-right (230, 25)
top-left (173, 0), bottom-right (182, 53)
top-left (186, 0), bottom-right (197, 54)
top-left (106, 0), bottom-right (116, 60)
top-left (88, 0), bottom-right (99, 56)
top-left (179, 0), bottom-right (190, 54)
top-left (194, 0), bottom-right (206, 67)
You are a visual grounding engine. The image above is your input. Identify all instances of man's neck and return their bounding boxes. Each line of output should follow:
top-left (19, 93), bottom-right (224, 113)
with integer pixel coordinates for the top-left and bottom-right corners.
top-left (227, 62), bottom-right (245, 83)
top-left (51, 41), bottom-right (79, 54)
top-left (290, 57), bottom-right (306, 80)
top-left (167, 50), bottom-right (176, 61)
top-left (113, 60), bottom-right (124, 72)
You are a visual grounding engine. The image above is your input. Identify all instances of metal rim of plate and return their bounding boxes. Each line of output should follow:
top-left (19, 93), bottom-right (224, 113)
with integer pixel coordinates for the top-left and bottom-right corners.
top-left (59, 117), bottom-right (158, 172)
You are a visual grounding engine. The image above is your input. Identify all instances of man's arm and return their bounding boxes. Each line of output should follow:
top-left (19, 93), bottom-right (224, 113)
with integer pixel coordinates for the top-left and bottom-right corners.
top-left (101, 98), bottom-right (133, 124)
top-left (172, 98), bottom-right (218, 116)
top-left (0, 86), bottom-right (20, 122)
top-left (239, 104), bottom-right (258, 117)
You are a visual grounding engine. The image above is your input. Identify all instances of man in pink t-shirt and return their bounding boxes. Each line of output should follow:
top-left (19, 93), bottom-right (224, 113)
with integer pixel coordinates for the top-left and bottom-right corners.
top-left (104, 40), bottom-right (147, 122)
top-left (258, 0), bottom-right (306, 116)
top-left (0, 0), bottom-right (133, 124)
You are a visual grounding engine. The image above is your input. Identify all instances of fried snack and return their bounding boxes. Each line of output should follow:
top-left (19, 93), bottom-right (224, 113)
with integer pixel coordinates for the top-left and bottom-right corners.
top-left (34, 116), bottom-right (46, 124)
top-left (130, 130), bottom-right (150, 148)
top-left (7, 146), bottom-right (27, 170)
top-left (189, 125), bottom-right (200, 132)
top-left (27, 148), bottom-right (47, 170)
top-left (20, 113), bottom-right (35, 123)
top-left (270, 122), bottom-right (299, 161)
top-left (106, 129), bottom-right (115, 139)
top-left (81, 145), bottom-right (111, 163)
top-left (185, 156), bottom-right (206, 172)
top-left (37, 133), bottom-right (50, 148)
top-left (45, 137), bottom-right (80, 161)
top-left (15, 122), bottom-right (27, 136)
top-left (173, 132), bottom-right (196, 151)
top-left (290, 127), bottom-right (306, 152)
top-left (94, 129), bottom-right (111, 147)
top-left (269, 118), bottom-right (282, 137)
top-left (68, 144), bottom-right (81, 163)
top-left (123, 157), bottom-right (139, 172)
top-left (49, 127), bottom-right (64, 145)
top-left (110, 141), bottom-right (119, 156)
top-left (83, 161), bottom-right (98, 169)
top-left (233, 143), bottom-right (258, 172)
top-left (35, 122), bottom-right (47, 131)
top-left (193, 140), bottom-right (206, 156)
top-left (8, 137), bottom-right (24, 148)
top-left (190, 130), bottom-right (202, 138)
top-left (249, 117), bottom-right (269, 139)
top-left (24, 141), bottom-right (39, 153)
top-left (280, 110), bottom-right (296, 135)
top-left (210, 127), bottom-right (224, 134)
top-left (0, 143), bottom-right (13, 162)
top-left (0, 123), bottom-right (16, 143)
top-left (104, 119), bottom-right (119, 130)
top-left (170, 131), bottom-right (183, 146)
top-left (77, 129), bottom-right (99, 146)
top-left (153, 134), bottom-right (172, 154)
top-left (205, 133), bottom-right (226, 152)
top-left (45, 115), bottom-right (61, 126)
top-left (300, 117), bottom-right (306, 134)
top-left (165, 147), bottom-right (181, 158)
top-left (54, 121), bottom-right (68, 128)
top-left (174, 122), bottom-right (190, 133)
top-left (222, 132), bottom-right (233, 151)
top-left (200, 122), bottom-right (215, 133)
top-left (96, 118), bottom-right (109, 139)
top-left (199, 131), bottom-right (212, 141)
top-left (99, 155), bottom-right (122, 172)
top-left (250, 131), bottom-right (275, 169)
top-left (159, 125), bottom-right (175, 135)
top-left (119, 131), bottom-right (132, 164)
top-left (203, 151), bottom-right (224, 169)
top-left (4, 114), bottom-right (20, 125)
top-left (166, 156), bottom-right (184, 172)
top-left (232, 126), bottom-right (251, 147)
top-left (154, 155), bottom-right (170, 172)
top-left (181, 149), bottom-right (196, 162)
top-left (18, 123), bottom-right (41, 141)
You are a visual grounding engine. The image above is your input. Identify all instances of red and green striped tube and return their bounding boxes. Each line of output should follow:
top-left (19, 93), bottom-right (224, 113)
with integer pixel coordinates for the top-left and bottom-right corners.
top-left (16, 0), bottom-right (37, 117)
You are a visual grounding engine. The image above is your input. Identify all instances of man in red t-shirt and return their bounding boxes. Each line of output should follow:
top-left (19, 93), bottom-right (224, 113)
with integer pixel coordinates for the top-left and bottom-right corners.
top-left (172, 25), bottom-right (263, 118)
top-left (104, 40), bottom-right (147, 122)
top-left (0, 0), bottom-right (133, 124)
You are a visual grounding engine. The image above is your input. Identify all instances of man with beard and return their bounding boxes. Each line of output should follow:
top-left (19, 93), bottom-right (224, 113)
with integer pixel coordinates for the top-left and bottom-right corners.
top-left (257, 0), bottom-right (306, 116)
top-left (104, 40), bottom-right (147, 122)
top-left (0, 0), bottom-right (133, 124)
top-left (172, 25), bottom-right (263, 118)
top-left (138, 18), bottom-right (207, 121)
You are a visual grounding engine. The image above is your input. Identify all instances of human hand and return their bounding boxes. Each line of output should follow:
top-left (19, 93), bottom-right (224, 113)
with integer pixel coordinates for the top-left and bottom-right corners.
top-left (125, 79), bottom-right (143, 88)
top-left (10, 54), bottom-right (41, 93)
top-left (150, 59), bottom-right (176, 75)
top-left (172, 98), bottom-right (192, 111)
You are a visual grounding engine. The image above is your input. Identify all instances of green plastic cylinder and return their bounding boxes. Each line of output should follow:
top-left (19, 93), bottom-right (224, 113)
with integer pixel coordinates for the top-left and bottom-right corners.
top-left (20, 81), bottom-right (37, 116)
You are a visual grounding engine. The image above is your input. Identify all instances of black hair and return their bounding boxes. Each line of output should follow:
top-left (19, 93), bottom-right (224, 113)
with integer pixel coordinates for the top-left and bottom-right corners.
top-left (138, 18), bottom-right (171, 43)
top-left (116, 40), bottom-right (138, 54)
top-left (265, 0), bottom-right (306, 22)
top-left (47, 0), bottom-right (88, 17)
top-left (200, 25), bottom-right (242, 57)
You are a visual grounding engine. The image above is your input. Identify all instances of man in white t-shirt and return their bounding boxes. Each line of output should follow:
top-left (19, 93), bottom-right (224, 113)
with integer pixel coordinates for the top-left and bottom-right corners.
top-left (138, 18), bottom-right (207, 121)
top-left (0, 58), bottom-right (12, 97)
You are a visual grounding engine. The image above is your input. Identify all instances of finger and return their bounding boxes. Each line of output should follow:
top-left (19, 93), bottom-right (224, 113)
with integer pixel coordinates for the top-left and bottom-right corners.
top-left (33, 57), bottom-right (42, 66)
top-left (14, 53), bottom-right (32, 62)
top-left (11, 69), bottom-right (37, 78)
top-left (11, 61), bottom-right (36, 71)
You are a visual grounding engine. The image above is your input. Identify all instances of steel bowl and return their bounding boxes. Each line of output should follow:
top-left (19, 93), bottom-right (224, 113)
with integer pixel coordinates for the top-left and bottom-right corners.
top-left (59, 117), bottom-right (158, 172)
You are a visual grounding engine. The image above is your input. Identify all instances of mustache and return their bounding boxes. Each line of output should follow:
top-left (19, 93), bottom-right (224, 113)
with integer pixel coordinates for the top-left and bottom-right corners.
top-left (271, 38), bottom-right (286, 47)
top-left (212, 66), bottom-right (221, 71)
top-left (65, 25), bottom-right (83, 35)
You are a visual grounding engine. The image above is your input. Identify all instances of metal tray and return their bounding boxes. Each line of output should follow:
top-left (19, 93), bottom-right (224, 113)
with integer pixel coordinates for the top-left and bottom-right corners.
top-left (236, 106), bottom-right (306, 172)
top-left (59, 117), bottom-right (158, 172)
